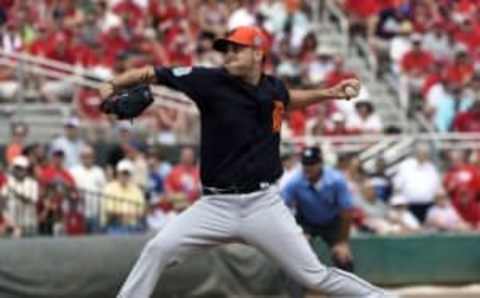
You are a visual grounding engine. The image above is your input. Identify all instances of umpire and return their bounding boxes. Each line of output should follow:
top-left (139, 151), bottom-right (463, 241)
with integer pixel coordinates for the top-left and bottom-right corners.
top-left (282, 147), bottom-right (355, 272)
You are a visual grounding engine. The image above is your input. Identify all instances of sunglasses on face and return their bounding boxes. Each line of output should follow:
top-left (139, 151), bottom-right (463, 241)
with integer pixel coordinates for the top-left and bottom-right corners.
top-left (224, 43), bottom-right (249, 54)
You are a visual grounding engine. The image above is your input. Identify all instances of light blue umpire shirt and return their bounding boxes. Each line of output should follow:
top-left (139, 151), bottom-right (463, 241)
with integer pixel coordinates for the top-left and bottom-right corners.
top-left (281, 166), bottom-right (354, 226)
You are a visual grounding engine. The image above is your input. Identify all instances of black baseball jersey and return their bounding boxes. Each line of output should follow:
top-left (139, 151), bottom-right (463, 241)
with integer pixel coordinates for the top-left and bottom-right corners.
top-left (155, 66), bottom-right (290, 190)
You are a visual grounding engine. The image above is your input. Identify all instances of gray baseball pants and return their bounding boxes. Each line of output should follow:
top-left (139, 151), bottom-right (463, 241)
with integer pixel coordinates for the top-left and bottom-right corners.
top-left (117, 185), bottom-right (390, 298)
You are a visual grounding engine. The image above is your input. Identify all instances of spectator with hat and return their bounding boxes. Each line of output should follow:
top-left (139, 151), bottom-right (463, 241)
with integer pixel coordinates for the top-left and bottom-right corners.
top-left (50, 117), bottom-right (86, 169)
top-left (37, 148), bottom-right (75, 189)
top-left (347, 100), bottom-right (383, 133)
top-left (0, 155), bottom-right (39, 236)
top-left (102, 159), bottom-right (145, 233)
top-left (282, 146), bottom-right (356, 273)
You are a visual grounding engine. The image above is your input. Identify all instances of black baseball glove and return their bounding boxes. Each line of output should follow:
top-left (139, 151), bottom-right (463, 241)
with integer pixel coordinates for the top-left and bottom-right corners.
top-left (99, 84), bottom-right (154, 120)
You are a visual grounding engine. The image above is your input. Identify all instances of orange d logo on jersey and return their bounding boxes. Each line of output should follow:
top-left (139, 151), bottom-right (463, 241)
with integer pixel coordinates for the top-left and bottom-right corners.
top-left (272, 101), bottom-right (285, 133)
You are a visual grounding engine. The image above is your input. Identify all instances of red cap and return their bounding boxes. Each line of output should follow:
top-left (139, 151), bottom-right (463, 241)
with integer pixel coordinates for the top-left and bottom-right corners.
top-left (213, 26), bottom-right (270, 54)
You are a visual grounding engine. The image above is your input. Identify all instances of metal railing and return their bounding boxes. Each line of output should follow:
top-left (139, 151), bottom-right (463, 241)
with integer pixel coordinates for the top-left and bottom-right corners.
top-left (285, 132), bottom-right (480, 174)
top-left (1, 185), bottom-right (147, 237)
top-left (0, 49), bottom-right (198, 115)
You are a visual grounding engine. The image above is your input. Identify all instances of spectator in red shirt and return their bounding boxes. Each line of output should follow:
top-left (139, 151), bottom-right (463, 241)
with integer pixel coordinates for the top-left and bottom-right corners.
top-left (324, 112), bottom-right (357, 136)
top-left (70, 33), bottom-right (98, 68)
top-left (452, 99), bottom-right (480, 132)
top-left (451, 187), bottom-right (480, 229)
top-left (443, 149), bottom-right (480, 198)
top-left (113, 0), bottom-right (144, 28)
top-left (287, 110), bottom-right (306, 137)
top-left (46, 33), bottom-right (75, 64)
top-left (443, 149), bottom-right (480, 229)
top-left (100, 26), bottom-right (129, 59)
top-left (149, 0), bottom-right (188, 24)
top-left (344, 0), bottom-right (383, 19)
top-left (28, 24), bottom-right (53, 57)
top-left (444, 49), bottom-right (474, 87)
top-left (454, 18), bottom-right (480, 53)
top-left (37, 149), bottom-right (77, 236)
top-left (411, 1), bottom-right (436, 34)
top-left (0, 168), bottom-right (5, 185)
top-left (74, 87), bottom-right (105, 122)
top-left (401, 35), bottom-right (434, 76)
top-left (324, 57), bottom-right (357, 88)
top-left (63, 197), bottom-right (86, 236)
top-left (38, 32), bottom-right (76, 102)
top-left (399, 34), bottom-right (434, 113)
top-left (420, 61), bottom-right (444, 99)
top-left (343, 0), bottom-right (382, 41)
top-left (37, 149), bottom-right (76, 189)
top-left (165, 146), bottom-right (200, 205)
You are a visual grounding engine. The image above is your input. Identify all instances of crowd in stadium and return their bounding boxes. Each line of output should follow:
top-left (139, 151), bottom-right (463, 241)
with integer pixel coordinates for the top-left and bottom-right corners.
top-left (1, 118), bottom-right (479, 238)
top-left (343, 0), bottom-right (480, 131)
top-left (0, 0), bottom-right (480, 238)
top-left (0, 0), bottom-right (388, 139)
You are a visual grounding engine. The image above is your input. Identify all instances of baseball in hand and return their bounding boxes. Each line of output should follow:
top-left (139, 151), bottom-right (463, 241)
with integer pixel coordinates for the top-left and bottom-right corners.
top-left (344, 85), bottom-right (358, 98)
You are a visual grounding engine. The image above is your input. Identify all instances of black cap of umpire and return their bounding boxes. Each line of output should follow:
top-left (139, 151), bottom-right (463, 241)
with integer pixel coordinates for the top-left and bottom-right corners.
top-left (301, 147), bottom-right (322, 166)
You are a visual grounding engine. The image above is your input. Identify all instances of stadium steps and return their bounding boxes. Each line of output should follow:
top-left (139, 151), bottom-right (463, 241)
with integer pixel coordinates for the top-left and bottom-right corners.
top-left (315, 9), bottom-right (414, 133)
top-left (0, 103), bottom-right (70, 142)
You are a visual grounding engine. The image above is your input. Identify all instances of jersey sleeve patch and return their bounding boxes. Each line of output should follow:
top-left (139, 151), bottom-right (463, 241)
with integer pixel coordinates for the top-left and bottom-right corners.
top-left (172, 67), bottom-right (193, 77)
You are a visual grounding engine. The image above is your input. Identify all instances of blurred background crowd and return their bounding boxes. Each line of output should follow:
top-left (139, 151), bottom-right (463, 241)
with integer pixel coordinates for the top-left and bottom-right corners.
top-left (0, 0), bottom-right (479, 238)
top-left (342, 0), bottom-right (480, 132)
top-left (1, 118), bottom-right (479, 238)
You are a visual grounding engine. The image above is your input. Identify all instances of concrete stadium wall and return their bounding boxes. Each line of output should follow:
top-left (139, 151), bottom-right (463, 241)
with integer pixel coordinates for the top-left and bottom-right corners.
top-left (0, 233), bottom-right (479, 298)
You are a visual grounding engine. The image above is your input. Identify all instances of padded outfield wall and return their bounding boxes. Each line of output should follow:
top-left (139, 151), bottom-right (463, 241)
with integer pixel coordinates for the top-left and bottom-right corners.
top-left (0, 233), bottom-right (479, 298)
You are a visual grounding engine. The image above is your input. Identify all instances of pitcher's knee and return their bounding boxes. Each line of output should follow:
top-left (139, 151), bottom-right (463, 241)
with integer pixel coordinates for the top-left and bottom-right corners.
top-left (144, 237), bottom-right (179, 260)
top-left (293, 265), bottom-right (330, 289)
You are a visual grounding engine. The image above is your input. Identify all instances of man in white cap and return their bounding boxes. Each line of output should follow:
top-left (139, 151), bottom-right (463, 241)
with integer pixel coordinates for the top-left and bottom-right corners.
top-left (50, 117), bottom-right (86, 169)
top-left (0, 155), bottom-right (39, 236)
top-left (69, 145), bottom-right (107, 233)
top-left (102, 159), bottom-right (145, 233)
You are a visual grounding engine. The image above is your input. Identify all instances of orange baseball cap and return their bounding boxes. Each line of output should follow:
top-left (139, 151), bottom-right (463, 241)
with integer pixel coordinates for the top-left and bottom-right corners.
top-left (213, 26), bottom-right (270, 54)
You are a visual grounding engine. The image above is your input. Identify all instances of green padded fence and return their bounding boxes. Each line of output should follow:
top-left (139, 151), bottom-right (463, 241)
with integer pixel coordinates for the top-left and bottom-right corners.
top-left (312, 234), bottom-right (480, 286)
top-left (0, 233), bottom-right (479, 298)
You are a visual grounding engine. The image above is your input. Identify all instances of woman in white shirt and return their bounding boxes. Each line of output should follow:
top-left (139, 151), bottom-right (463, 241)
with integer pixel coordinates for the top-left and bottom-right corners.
top-left (347, 100), bottom-right (383, 133)
top-left (425, 192), bottom-right (471, 232)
